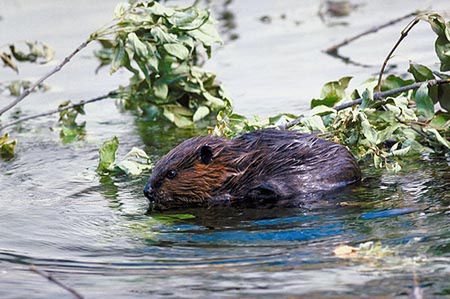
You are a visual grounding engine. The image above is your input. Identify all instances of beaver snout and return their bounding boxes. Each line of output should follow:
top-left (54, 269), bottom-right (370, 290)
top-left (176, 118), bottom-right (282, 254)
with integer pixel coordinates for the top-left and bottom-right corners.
top-left (143, 182), bottom-right (156, 202)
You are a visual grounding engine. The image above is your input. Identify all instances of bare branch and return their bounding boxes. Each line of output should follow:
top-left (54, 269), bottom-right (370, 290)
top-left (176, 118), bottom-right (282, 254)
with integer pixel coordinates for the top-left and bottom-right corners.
top-left (0, 39), bottom-right (92, 117)
top-left (376, 17), bottom-right (421, 92)
top-left (0, 91), bottom-right (116, 131)
top-left (30, 265), bottom-right (84, 299)
top-left (282, 78), bottom-right (450, 130)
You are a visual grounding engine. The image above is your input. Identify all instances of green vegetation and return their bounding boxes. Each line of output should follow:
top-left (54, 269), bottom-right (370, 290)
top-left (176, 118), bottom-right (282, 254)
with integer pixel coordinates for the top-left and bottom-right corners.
top-left (0, 1), bottom-right (449, 174)
top-left (93, 1), bottom-right (231, 127)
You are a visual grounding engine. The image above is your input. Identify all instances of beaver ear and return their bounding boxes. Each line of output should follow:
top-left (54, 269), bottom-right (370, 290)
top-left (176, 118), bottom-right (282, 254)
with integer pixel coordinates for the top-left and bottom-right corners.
top-left (199, 145), bottom-right (213, 164)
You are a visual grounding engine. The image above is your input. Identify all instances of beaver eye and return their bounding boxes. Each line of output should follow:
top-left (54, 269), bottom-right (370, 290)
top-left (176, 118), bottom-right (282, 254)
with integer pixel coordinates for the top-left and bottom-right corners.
top-left (166, 170), bottom-right (177, 180)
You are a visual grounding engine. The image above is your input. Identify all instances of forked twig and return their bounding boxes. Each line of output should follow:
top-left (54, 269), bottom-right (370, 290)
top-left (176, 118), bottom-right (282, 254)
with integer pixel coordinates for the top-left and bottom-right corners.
top-left (376, 16), bottom-right (422, 92)
top-left (324, 11), bottom-right (419, 54)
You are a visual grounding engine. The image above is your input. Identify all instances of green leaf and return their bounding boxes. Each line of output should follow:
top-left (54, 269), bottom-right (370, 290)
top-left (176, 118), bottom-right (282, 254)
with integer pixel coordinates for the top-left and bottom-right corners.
top-left (116, 147), bottom-right (152, 176)
top-left (146, 1), bottom-right (175, 17)
top-left (163, 105), bottom-right (194, 128)
top-left (435, 36), bottom-right (450, 72)
top-left (381, 74), bottom-right (414, 91)
top-left (163, 43), bottom-right (189, 60)
top-left (113, 2), bottom-right (131, 18)
top-left (110, 41), bottom-right (126, 74)
top-left (150, 27), bottom-right (178, 43)
top-left (302, 115), bottom-right (326, 132)
top-left (429, 112), bottom-right (450, 129)
top-left (435, 83), bottom-right (450, 110)
top-left (153, 80), bottom-right (168, 100)
top-left (414, 83), bottom-right (435, 120)
top-left (97, 136), bottom-right (119, 174)
top-left (424, 128), bottom-right (450, 149)
top-left (193, 106), bottom-right (210, 122)
top-left (408, 63), bottom-right (434, 82)
top-left (168, 8), bottom-right (209, 30)
top-left (310, 105), bottom-right (336, 116)
top-left (127, 33), bottom-right (148, 58)
top-left (311, 76), bottom-right (352, 108)
top-left (359, 113), bottom-right (378, 144)
top-left (427, 13), bottom-right (447, 36)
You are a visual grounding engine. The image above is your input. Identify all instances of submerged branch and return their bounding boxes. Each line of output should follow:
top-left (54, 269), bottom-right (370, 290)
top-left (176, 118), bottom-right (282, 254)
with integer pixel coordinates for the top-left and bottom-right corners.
top-left (324, 11), bottom-right (419, 54)
top-left (29, 265), bottom-right (84, 299)
top-left (0, 39), bottom-right (92, 117)
top-left (0, 91), bottom-right (116, 131)
top-left (282, 78), bottom-right (450, 130)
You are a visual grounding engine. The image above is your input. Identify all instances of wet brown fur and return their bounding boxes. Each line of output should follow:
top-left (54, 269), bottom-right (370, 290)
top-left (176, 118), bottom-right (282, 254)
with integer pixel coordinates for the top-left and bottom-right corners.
top-left (145, 128), bottom-right (361, 210)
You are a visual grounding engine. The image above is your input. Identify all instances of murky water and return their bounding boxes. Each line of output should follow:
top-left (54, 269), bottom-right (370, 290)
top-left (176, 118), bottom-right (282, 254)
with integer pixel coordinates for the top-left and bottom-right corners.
top-left (1, 0), bottom-right (450, 298)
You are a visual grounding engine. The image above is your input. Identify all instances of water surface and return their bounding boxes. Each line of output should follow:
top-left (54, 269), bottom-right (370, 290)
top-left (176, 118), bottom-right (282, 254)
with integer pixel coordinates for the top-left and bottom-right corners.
top-left (1, 0), bottom-right (449, 298)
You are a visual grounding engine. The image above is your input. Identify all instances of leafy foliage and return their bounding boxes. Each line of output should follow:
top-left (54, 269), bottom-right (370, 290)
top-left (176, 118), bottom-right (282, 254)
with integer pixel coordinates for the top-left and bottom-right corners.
top-left (97, 136), bottom-right (152, 176)
top-left (92, 1), bottom-right (231, 127)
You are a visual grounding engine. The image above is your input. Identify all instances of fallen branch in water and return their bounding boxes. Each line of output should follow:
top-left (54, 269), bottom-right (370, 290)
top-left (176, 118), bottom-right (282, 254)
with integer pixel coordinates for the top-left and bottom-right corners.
top-left (0, 91), bottom-right (116, 131)
top-left (0, 39), bottom-right (92, 117)
top-left (282, 78), bottom-right (450, 130)
top-left (324, 11), bottom-right (419, 54)
top-left (376, 16), bottom-right (421, 91)
top-left (29, 265), bottom-right (84, 299)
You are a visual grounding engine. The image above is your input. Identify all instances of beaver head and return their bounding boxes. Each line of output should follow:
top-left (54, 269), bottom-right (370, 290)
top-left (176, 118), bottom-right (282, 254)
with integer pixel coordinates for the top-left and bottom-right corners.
top-left (144, 135), bottom-right (236, 210)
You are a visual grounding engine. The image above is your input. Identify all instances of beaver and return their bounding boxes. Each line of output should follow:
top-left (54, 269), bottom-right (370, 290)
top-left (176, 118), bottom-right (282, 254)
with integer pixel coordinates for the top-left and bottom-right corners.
top-left (144, 128), bottom-right (361, 210)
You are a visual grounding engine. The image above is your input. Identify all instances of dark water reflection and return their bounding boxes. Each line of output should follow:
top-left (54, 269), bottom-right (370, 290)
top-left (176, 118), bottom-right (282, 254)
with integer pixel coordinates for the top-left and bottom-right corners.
top-left (1, 0), bottom-right (450, 298)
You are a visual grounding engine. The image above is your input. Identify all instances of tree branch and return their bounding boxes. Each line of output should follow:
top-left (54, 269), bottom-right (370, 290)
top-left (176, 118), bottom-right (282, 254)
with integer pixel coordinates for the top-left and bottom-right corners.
top-left (30, 265), bottom-right (84, 299)
top-left (0, 91), bottom-right (116, 131)
top-left (324, 11), bottom-right (419, 54)
top-left (281, 78), bottom-right (450, 130)
top-left (0, 39), bottom-right (92, 117)
top-left (376, 17), bottom-right (421, 92)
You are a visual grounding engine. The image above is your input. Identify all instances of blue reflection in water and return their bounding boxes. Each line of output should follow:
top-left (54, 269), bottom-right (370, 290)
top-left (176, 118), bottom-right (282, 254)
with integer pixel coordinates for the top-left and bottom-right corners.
top-left (360, 207), bottom-right (420, 220)
top-left (161, 223), bottom-right (344, 244)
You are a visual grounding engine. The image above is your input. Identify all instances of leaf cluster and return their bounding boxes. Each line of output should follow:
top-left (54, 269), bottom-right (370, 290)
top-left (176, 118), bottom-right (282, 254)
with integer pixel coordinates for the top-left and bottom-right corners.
top-left (96, 136), bottom-right (153, 176)
top-left (93, 1), bottom-right (231, 127)
top-left (57, 101), bottom-right (87, 143)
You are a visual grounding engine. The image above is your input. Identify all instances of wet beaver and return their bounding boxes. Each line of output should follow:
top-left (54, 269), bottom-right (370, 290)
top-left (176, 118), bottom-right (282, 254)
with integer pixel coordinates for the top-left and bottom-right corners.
top-left (144, 128), bottom-right (361, 210)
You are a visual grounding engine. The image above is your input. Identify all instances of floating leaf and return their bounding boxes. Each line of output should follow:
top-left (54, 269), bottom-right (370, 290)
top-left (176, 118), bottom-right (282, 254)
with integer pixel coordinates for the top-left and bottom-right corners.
top-left (116, 147), bottom-right (152, 176)
top-left (0, 133), bottom-right (17, 160)
top-left (97, 136), bottom-right (119, 174)
top-left (0, 52), bottom-right (18, 72)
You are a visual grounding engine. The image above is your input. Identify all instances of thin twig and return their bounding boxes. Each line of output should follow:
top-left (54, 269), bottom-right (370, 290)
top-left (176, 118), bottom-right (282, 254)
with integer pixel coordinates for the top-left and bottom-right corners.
top-left (0, 39), bottom-right (92, 117)
top-left (29, 265), bottom-right (84, 299)
top-left (0, 91), bottom-right (116, 131)
top-left (376, 17), bottom-right (421, 92)
top-left (324, 11), bottom-right (419, 54)
top-left (282, 78), bottom-right (450, 130)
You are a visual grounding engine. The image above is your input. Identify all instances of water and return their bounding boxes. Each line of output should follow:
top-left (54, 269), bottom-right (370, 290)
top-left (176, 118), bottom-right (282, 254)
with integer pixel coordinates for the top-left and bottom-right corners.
top-left (1, 0), bottom-right (450, 298)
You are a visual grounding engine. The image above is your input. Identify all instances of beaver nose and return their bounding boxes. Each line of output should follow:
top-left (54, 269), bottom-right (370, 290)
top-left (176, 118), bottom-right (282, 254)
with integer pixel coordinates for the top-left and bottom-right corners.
top-left (143, 183), bottom-right (155, 202)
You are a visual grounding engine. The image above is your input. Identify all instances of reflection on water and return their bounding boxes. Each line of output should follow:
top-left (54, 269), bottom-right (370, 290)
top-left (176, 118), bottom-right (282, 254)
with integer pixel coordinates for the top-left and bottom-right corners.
top-left (1, 0), bottom-right (450, 298)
